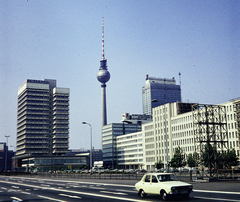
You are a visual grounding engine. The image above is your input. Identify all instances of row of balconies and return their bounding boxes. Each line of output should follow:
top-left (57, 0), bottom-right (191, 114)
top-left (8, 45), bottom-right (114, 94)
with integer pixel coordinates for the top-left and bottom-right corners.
top-left (18, 93), bottom-right (49, 104)
top-left (53, 102), bottom-right (69, 107)
top-left (53, 116), bottom-right (68, 120)
top-left (17, 130), bottom-right (48, 137)
top-left (17, 126), bottom-right (48, 134)
top-left (18, 101), bottom-right (49, 112)
top-left (53, 120), bottom-right (69, 124)
top-left (53, 97), bottom-right (69, 101)
top-left (18, 110), bottom-right (49, 119)
top-left (17, 121), bottom-right (49, 129)
top-left (53, 145), bottom-right (68, 149)
top-left (53, 111), bottom-right (69, 116)
top-left (53, 125), bottom-right (69, 130)
top-left (53, 140), bottom-right (69, 144)
top-left (17, 140), bottom-right (49, 145)
top-left (53, 149), bottom-right (68, 154)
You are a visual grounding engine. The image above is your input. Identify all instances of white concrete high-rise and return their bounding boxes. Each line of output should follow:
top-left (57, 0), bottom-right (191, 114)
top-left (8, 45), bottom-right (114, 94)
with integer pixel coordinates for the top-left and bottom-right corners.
top-left (16, 79), bottom-right (69, 158)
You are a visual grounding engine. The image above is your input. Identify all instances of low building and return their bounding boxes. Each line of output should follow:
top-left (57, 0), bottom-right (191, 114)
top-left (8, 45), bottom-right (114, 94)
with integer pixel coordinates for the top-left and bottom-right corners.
top-left (116, 131), bottom-right (143, 170)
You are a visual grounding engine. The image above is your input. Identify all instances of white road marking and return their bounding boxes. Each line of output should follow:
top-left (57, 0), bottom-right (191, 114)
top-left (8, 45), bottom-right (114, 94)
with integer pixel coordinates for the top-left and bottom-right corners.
top-left (11, 186), bottom-right (19, 189)
top-left (100, 191), bottom-right (128, 195)
top-left (194, 190), bottom-right (240, 195)
top-left (2, 177), bottom-right (240, 202)
top-left (10, 197), bottom-right (23, 201)
top-left (0, 180), bottom-right (153, 202)
top-left (59, 194), bottom-right (82, 199)
top-left (195, 196), bottom-right (240, 202)
top-left (116, 189), bottom-right (136, 193)
top-left (38, 195), bottom-right (67, 202)
top-left (88, 186), bottom-right (106, 190)
top-left (22, 191), bottom-right (31, 195)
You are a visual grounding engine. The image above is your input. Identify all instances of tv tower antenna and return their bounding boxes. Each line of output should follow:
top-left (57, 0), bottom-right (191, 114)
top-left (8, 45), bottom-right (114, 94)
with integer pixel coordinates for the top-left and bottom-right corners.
top-left (102, 17), bottom-right (105, 60)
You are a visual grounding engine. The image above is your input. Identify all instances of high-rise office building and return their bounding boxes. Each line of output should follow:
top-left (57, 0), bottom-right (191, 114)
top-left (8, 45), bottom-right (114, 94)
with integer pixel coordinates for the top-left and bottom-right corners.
top-left (142, 75), bottom-right (181, 115)
top-left (16, 79), bottom-right (69, 158)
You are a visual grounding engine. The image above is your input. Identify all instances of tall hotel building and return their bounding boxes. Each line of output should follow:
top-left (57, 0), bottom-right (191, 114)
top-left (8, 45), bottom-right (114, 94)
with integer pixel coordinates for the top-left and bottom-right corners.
top-left (16, 79), bottom-right (69, 158)
top-left (142, 75), bottom-right (181, 115)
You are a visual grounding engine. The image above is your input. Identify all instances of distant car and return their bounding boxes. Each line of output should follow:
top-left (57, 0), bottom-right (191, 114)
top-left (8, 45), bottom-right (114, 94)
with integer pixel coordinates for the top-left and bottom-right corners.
top-left (135, 173), bottom-right (193, 200)
top-left (180, 168), bottom-right (189, 173)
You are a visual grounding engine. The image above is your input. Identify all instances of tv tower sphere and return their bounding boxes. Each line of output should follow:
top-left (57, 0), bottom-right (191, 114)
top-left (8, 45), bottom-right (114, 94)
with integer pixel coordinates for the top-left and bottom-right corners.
top-left (97, 62), bottom-right (110, 84)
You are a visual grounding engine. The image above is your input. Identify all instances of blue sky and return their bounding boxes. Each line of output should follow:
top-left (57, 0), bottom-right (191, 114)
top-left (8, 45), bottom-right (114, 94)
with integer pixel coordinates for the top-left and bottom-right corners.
top-left (0, 0), bottom-right (239, 150)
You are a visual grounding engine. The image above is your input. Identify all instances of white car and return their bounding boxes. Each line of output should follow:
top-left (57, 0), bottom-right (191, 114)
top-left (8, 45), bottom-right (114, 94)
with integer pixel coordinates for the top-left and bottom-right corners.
top-left (135, 173), bottom-right (193, 200)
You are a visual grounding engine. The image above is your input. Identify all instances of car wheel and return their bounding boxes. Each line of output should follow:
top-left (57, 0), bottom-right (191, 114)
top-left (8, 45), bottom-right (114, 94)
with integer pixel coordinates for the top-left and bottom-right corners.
top-left (161, 191), bottom-right (168, 201)
top-left (139, 189), bottom-right (146, 198)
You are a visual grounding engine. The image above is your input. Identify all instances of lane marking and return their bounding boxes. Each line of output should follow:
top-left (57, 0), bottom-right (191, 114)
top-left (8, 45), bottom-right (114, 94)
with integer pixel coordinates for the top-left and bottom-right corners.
top-left (11, 186), bottom-right (19, 189)
top-left (100, 191), bottom-right (128, 195)
top-left (194, 190), bottom-right (240, 195)
top-left (21, 191), bottom-right (31, 195)
top-left (0, 180), bottom-right (153, 202)
top-left (195, 196), bottom-right (240, 202)
top-left (3, 176), bottom-right (134, 188)
top-left (11, 197), bottom-right (23, 201)
top-left (88, 186), bottom-right (106, 190)
top-left (2, 177), bottom-right (240, 201)
top-left (116, 189), bottom-right (136, 193)
top-left (59, 194), bottom-right (82, 199)
top-left (38, 195), bottom-right (67, 202)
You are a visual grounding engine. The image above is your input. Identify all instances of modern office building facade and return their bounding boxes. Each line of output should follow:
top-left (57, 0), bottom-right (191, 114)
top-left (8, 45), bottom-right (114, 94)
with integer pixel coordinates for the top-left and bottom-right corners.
top-left (142, 75), bottom-right (181, 115)
top-left (102, 122), bottom-right (142, 169)
top-left (142, 100), bottom-right (239, 171)
top-left (116, 131), bottom-right (143, 170)
top-left (16, 79), bottom-right (69, 159)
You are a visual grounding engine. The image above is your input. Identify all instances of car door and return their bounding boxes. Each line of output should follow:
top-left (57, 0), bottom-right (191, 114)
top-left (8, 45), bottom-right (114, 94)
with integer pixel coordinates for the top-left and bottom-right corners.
top-left (149, 175), bottom-right (160, 194)
top-left (142, 175), bottom-right (151, 194)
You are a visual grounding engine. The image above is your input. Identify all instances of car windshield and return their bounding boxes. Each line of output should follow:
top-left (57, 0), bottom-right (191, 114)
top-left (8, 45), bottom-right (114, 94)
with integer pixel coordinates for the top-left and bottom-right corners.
top-left (157, 174), bottom-right (179, 182)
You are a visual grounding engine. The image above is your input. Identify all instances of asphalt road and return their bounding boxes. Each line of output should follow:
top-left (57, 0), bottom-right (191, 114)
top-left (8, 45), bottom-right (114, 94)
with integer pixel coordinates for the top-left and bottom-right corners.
top-left (0, 176), bottom-right (239, 202)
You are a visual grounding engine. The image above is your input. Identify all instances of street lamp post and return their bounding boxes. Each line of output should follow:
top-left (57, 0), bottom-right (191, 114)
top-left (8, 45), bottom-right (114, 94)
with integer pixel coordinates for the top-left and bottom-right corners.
top-left (82, 122), bottom-right (92, 169)
top-left (10, 145), bottom-right (16, 172)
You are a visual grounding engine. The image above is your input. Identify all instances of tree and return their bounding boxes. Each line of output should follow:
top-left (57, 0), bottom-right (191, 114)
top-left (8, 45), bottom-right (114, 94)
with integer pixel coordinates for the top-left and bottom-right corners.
top-left (223, 149), bottom-right (238, 168)
top-left (169, 146), bottom-right (186, 168)
top-left (155, 160), bottom-right (164, 169)
top-left (202, 144), bottom-right (216, 169)
top-left (187, 152), bottom-right (200, 168)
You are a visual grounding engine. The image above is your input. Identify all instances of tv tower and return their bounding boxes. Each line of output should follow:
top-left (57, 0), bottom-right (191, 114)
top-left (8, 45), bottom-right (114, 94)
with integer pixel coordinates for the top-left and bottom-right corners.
top-left (97, 17), bottom-right (110, 127)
